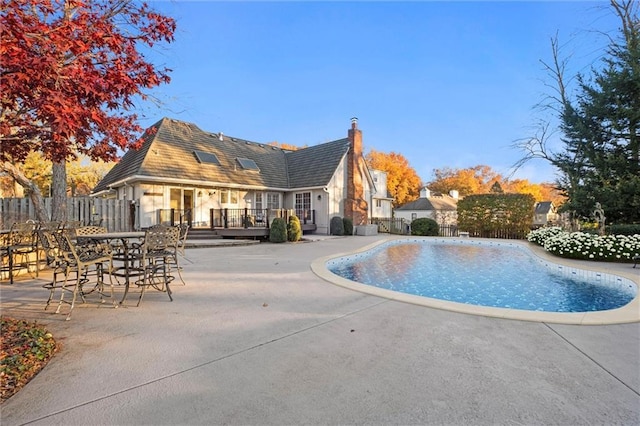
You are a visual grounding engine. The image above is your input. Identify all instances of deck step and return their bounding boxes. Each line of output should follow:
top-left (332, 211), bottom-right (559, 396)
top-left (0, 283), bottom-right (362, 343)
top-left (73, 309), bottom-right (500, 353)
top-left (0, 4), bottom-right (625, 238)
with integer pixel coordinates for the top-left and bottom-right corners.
top-left (186, 228), bottom-right (223, 240)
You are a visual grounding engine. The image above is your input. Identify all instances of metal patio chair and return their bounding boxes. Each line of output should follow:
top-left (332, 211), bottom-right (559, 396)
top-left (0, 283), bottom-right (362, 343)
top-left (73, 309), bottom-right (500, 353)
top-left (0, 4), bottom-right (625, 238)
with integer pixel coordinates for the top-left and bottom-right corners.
top-left (1, 222), bottom-right (38, 284)
top-left (54, 231), bottom-right (115, 320)
top-left (134, 225), bottom-right (180, 306)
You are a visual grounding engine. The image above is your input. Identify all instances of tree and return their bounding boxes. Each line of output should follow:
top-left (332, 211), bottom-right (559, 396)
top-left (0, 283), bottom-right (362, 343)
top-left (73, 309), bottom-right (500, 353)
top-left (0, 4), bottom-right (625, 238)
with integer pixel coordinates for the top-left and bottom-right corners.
top-left (365, 149), bottom-right (422, 207)
top-left (514, 0), bottom-right (639, 223)
top-left (428, 165), bottom-right (500, 196)
top-left (267, 141), bottom-right (307, 151)
top-left (1, 0), bottom-right (175, 221)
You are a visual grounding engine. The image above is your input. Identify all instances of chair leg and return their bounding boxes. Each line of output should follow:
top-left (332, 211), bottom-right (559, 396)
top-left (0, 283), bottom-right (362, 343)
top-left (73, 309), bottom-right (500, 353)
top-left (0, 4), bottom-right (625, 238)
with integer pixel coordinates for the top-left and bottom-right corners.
top-left (98, 261), bottom-right (117, 307)
top-left (65, 272), bottom-right (83, 321)
top-left (8, 247), bottom-right (14, 285)
top-left (55, 267), bottom-right (73, 314)
top-left (44, 268), bottom-right (63, 310)
top-left (164, 262), bottom-right (173, 302)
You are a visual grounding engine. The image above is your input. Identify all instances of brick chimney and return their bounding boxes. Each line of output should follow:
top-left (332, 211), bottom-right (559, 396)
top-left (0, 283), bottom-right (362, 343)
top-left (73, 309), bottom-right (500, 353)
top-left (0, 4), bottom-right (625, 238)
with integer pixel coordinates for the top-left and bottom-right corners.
top-left (345, 117), bottom-right (369, 225)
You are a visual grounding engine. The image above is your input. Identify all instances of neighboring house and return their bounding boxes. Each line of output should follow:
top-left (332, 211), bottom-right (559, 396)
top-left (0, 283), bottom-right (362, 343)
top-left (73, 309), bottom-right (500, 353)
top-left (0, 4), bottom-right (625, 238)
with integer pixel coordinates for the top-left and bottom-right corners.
top-left (92, 117), bottom-right (388, 235)
top-left (533, 201), bottom-right (559, 227)
top-left (394, 187), bottom-right (459, 225)
top-left (369, 169), bottom-right (394, 219)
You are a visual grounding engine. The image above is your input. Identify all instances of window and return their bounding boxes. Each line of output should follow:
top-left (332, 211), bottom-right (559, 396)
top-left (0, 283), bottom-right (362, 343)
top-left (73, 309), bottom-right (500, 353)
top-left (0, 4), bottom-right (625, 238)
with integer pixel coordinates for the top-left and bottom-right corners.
top-left (193, 150), bottom-right (220, 165)
top-left (295, 192), bottom-right (311, 220)
top-left (411, 213), bottom-right (417, 220)
top-left (266, 193), bottom-right (279, 210)
top-left (236, 157), bottom-right (260, 171)
top-left (220, 189), bottom-right (239, 205)
top-left (255, 193), bottom-right (263, 210)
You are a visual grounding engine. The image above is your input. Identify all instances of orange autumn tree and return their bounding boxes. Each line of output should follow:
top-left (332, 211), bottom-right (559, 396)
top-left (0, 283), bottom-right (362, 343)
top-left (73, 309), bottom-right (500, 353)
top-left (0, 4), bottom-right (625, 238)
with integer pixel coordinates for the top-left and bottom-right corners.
top-left (428, 165), bottom-right (500, 196)
top-left (267, 141), bottom-right (307, 151)
top-left (0, 0), bottom-right (176, 221)
top-left (365, 149), bottom-right (422, 207)
top-left (428, 165), bottom-right (566, 205)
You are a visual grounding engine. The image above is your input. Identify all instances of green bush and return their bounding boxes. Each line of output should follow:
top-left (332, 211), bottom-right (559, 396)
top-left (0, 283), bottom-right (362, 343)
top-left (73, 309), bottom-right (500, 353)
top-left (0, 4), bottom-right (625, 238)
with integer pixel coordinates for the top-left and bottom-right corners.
top-left (269, 218), bottom-right (287, 243)
top-left (607, 224), bottom-right (640, 236)
top-left (287, 215), bottom-right (302, 242)
top-left (411, 217), bottom-right (439, 236)
top-left (458, 193), bottom-right (535, 238)
top-left (330, 216), bottom-right (344, 236)
top-left (343, 217), bottom-right (353, 236)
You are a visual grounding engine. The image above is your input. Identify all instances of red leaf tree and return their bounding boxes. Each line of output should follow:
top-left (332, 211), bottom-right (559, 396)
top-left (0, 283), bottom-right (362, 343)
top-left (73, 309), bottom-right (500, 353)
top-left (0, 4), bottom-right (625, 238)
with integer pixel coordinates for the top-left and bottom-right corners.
top-left (0, 0), bottom-right (175, 221)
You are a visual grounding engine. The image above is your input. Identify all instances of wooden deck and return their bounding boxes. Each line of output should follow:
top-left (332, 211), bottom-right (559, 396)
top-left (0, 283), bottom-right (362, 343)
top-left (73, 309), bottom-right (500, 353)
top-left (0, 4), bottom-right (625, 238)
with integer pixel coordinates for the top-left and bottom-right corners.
top-left (192, 223), bottom-right (317, 239)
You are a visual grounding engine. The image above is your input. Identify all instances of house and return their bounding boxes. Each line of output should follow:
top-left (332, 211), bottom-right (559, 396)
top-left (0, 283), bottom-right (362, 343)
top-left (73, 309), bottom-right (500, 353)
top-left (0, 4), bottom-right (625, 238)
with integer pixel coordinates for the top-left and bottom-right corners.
top-left (533, 201), bottom-right (558, 227)
top-left (393, 187), bottom-right (459, 226)
top-left (369, 169), bottom-right (394, 219)
top-left (92, 117), bottom-right (392, 235)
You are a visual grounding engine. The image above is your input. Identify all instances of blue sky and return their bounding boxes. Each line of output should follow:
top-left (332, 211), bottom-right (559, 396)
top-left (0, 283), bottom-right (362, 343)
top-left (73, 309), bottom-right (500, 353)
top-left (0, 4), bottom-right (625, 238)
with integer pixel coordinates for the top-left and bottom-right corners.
top-left (141, 1), bottom-right (620, 184)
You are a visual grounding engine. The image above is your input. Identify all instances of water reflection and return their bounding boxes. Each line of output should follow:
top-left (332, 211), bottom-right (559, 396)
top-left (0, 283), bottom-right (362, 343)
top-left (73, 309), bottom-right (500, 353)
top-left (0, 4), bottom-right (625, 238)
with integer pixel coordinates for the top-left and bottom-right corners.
top-left (329, 241), bottom-right (636, 313)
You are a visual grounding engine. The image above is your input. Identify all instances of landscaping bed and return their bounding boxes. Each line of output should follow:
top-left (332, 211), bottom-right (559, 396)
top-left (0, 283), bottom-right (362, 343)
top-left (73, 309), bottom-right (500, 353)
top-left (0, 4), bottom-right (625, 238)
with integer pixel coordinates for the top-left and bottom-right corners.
top-left (0, 317), bottom-right (57, 403)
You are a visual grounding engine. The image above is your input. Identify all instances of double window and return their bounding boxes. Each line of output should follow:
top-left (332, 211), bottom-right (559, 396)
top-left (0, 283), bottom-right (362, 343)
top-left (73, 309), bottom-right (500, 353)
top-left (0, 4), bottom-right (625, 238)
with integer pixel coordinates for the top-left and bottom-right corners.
top-left (255, 192), bottom-right (280, 210)
top-left (220, 189), bottom-right (239, 205)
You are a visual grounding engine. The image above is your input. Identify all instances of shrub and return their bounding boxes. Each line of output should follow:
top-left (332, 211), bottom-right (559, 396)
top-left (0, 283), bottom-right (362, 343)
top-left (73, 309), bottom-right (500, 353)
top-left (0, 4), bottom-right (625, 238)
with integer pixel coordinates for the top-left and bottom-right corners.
top-left (607, 224), bottom-right (640, 236)
top-left (526, 226), bottom-right (564, 246)
top-left (287, 215), bottom-right (302, 242)
top-left (411, 217), bottom-right (439, 236)
top-left (528, 227), bottom-right (640, 262)
top-left (330, 216), bottom-right (344, 236)
top-left (269, 218), bottom-right (287, 243)
top-left (343, 217), bottom-right (353, 236)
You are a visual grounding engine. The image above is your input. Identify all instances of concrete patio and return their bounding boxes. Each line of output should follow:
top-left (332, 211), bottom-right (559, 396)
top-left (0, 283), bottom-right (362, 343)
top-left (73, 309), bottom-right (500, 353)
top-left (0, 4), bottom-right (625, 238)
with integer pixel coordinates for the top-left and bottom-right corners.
top-left (1, 235), bottom-right (639, 425)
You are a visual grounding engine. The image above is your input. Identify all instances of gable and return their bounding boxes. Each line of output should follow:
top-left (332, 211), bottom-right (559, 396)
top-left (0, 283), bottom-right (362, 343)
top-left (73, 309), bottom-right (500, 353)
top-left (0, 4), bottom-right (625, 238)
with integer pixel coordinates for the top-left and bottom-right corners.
top-left (286, 138), bottom-right (351, 189)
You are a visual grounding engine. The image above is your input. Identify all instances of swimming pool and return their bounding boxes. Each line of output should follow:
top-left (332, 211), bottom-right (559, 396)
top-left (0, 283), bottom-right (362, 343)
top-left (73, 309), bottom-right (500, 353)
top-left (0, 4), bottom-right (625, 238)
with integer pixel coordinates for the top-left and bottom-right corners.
top-left (322, 238), bottom-right (638, 317)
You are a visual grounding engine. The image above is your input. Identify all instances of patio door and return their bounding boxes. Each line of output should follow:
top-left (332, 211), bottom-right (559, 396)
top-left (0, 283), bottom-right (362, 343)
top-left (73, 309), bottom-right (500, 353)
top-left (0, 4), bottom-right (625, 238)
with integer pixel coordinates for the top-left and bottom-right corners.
top-left (169, 188), bottom-right (194, 226)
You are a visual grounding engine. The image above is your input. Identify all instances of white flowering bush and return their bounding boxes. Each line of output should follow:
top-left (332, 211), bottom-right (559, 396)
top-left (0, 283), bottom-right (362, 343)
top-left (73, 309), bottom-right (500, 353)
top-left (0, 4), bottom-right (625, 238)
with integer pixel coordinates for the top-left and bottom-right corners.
top-left (527, 227), bottom-right (640, 262)
top-left (527, 226), bottom-right (564, 246)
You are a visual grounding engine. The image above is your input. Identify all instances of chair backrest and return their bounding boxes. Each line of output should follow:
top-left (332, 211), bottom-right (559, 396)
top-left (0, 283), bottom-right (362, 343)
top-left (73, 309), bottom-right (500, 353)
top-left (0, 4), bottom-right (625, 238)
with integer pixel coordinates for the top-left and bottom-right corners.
top-left (62, 221), bottom-right (83, 232)
top-left (144, 225), bottom-right (180, 253)
top-left (36, 229), bottom-right (62, 266)
top-left (9, 222), bottom-right (36, 246)
top-left (38, 221), bottom-right (62, 231)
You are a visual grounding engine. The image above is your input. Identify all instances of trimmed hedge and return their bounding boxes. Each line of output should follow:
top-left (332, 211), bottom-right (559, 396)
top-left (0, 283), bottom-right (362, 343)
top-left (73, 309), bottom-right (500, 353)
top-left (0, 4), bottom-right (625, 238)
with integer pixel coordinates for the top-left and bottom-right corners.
top-left (606, 223), bottom-right (640, 236)
top-left (411, 217), bottom-right (439, 236)
top-left (458, 193), bottom-right (535, 237)
top-left (287, 215), bottom-right (302, 242)
top-left (330, 216), bottom-right (344, 236)
top-left (269, 217), bottom-right (287, 243)
top-left (343, 217), bottom-right (353, 236)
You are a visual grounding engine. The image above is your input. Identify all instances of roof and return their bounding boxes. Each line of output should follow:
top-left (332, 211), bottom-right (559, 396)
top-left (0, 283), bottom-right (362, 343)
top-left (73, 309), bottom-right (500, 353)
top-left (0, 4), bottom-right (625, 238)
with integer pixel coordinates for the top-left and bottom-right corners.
top-left (93, 118), bottom-right (351, 193)
top-left (534, 201), bottom-right (554, 214)
top-left (396, 195), bottom-right (458, 211)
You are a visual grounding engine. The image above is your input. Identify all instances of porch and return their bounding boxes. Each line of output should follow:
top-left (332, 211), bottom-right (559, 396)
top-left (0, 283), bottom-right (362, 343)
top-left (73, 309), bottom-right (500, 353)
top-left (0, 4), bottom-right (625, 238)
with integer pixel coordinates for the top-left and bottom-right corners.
top-left (157, 208), bottom-right (317, 239)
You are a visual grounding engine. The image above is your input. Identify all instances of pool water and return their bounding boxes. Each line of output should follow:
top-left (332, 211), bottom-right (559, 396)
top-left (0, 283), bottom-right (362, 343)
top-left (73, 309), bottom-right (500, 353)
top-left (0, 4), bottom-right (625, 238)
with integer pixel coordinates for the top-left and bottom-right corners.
top-left (327, 239), bottom-right (637, 313)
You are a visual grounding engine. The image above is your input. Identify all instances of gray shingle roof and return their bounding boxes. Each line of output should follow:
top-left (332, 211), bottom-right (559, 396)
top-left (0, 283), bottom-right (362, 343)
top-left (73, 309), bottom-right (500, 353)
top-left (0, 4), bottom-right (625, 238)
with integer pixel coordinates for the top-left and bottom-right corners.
top-left (534, 201), bottom-right (553, 214)
top-left (396, 196), bottom-right (458, 211)
top-left (93, 117), bottom-right (352, 193)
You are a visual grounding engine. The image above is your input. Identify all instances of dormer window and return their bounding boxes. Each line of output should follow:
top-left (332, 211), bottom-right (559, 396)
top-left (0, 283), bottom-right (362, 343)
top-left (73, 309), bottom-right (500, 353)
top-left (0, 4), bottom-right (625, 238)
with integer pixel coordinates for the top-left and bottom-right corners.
top-left (236, 157), bottom-right (259, 171)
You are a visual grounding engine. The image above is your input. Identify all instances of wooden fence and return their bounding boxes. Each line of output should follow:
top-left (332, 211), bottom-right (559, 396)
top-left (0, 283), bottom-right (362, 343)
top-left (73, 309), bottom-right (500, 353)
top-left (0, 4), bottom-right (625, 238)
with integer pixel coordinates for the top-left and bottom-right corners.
top-left (0, 197), bottom-right (132, 232)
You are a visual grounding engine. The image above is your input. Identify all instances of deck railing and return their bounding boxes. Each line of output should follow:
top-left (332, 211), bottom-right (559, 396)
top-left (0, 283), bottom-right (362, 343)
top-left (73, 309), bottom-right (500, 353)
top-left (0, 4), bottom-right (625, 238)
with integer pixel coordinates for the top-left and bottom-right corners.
top-left (209, 208), bottom-right (316, 229)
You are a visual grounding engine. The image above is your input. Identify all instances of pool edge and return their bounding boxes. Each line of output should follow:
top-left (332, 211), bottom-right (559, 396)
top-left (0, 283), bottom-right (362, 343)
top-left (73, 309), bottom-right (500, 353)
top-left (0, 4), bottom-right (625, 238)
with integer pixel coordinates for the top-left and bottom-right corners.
top-left (310, 236), bottom-right (640, 325)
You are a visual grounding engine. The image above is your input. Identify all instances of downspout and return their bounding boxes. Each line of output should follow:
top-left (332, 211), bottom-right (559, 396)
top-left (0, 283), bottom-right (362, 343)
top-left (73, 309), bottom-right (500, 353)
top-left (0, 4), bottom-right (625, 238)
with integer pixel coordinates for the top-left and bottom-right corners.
top-left (323, 186), bottom-right (330, 235)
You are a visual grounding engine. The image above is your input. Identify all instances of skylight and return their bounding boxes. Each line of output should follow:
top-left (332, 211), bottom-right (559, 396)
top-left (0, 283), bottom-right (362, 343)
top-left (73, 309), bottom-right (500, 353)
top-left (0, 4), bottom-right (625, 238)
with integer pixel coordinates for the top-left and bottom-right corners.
top-left (236, 157), bottom-right (260, 171)
top-left (193, 150), bottom-right (221, 165)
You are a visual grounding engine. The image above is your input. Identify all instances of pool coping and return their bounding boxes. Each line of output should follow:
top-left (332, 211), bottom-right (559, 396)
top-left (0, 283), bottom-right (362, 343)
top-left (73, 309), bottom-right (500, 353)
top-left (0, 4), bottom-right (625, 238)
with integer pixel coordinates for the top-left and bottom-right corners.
top-left (310, 236), bottom-right (640, 325)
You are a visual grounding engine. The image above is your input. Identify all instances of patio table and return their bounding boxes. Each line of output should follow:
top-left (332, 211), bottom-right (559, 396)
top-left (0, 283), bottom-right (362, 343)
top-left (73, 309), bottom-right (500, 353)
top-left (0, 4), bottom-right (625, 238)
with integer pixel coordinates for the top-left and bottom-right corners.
top-left (85, 231), bottom-right (145, 305)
